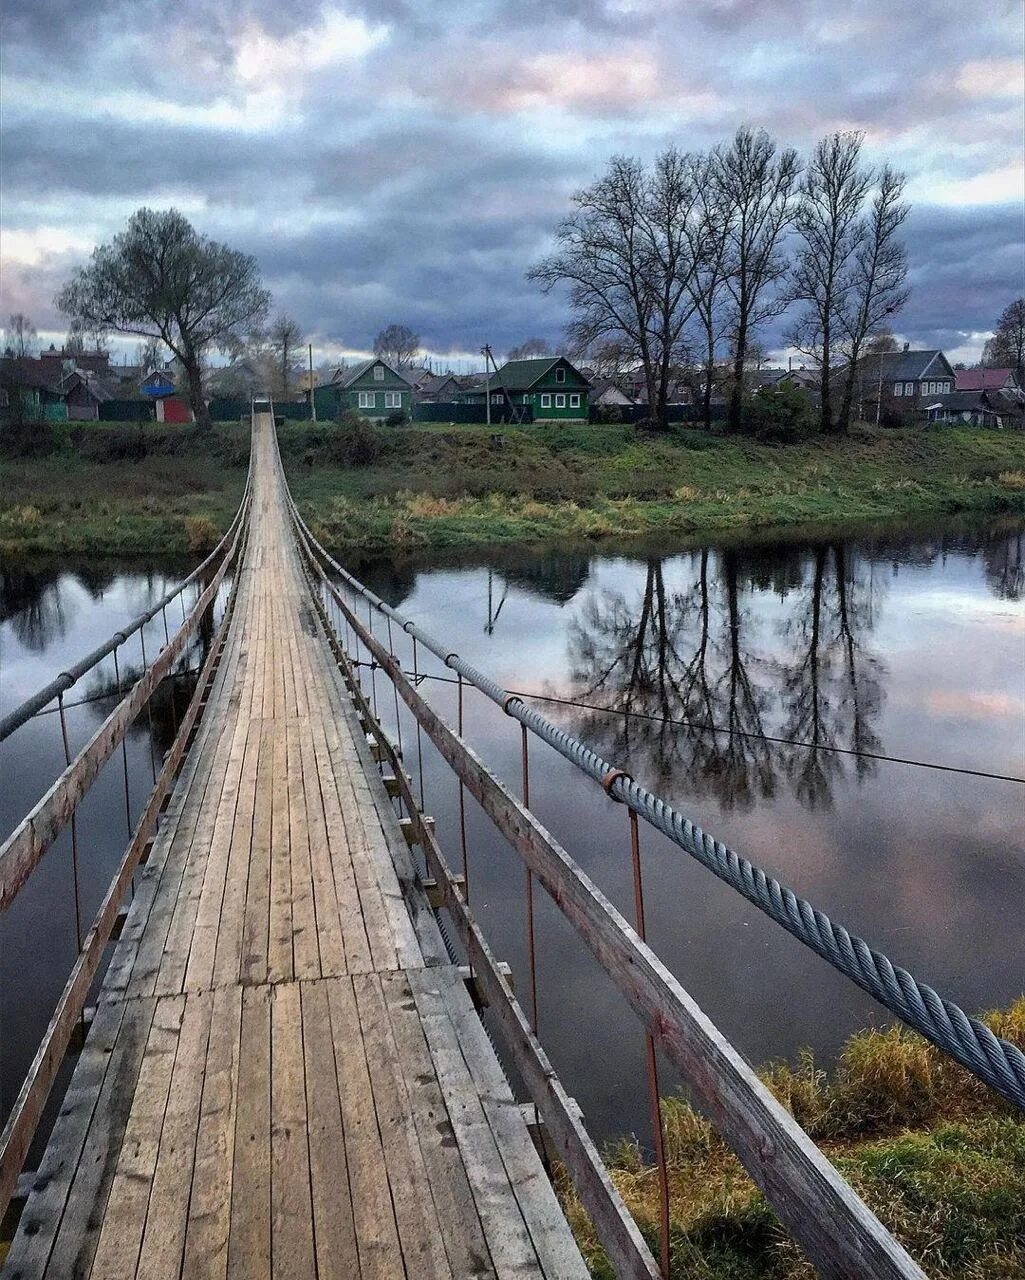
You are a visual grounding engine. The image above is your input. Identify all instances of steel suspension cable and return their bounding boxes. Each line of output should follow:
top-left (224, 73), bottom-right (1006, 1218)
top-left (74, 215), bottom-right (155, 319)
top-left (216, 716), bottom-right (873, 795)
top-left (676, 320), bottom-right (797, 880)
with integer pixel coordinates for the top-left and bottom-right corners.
top-left (284, 490), bottom-right (1025, 1111)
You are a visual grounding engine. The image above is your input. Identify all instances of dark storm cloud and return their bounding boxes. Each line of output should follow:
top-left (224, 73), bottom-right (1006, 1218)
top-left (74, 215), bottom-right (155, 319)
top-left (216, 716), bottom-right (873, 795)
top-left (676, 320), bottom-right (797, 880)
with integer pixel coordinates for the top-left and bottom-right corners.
top-left (1, 0), bottom-right (1020, 357)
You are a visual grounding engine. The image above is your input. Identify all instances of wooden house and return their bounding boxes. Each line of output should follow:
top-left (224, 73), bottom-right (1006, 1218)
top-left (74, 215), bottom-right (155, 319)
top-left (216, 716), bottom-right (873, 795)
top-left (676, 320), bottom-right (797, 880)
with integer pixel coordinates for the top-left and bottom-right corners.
top-left (313, 358), bottom-right (412, 420)
top-left (457, 357), bottom-right (589, 420)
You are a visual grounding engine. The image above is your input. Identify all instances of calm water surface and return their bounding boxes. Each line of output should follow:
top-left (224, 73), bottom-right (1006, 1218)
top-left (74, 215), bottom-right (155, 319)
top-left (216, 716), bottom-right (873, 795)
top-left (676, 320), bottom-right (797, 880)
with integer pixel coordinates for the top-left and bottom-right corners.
top-left (2, 523), bottom-right (1023, 1146)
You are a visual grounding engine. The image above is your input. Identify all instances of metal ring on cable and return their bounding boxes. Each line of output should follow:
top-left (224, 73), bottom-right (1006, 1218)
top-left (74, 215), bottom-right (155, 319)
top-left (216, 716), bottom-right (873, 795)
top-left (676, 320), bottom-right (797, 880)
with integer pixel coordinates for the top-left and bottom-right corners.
top-left (601, 768), bottom-right (632, 801)
top-left (501, 693), bottom-right (523, 715)
top-left (445, 653), bottom-right (459, 666)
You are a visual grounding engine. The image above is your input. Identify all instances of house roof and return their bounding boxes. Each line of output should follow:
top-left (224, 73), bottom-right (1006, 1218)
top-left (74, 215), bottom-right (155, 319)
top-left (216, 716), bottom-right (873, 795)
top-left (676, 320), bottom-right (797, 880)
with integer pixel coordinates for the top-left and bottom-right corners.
top-left (862, 349), bottom-right (952, 381)
top-left (416, 372), bottom-right (460, 394)
top-left (490, 356), bottom-right (586, 391)
top-left (0, 356), bottom-right (62, 392)
top-left (955, 367), bottom-right (1014, 392)
top-left (336, 357), bottom-right (406, 388)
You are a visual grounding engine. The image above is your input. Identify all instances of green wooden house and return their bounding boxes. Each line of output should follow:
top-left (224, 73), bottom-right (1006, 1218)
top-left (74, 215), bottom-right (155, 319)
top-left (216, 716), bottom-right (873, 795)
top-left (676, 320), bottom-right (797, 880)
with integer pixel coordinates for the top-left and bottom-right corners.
top-left (311, 358), bottom-right (412, 420)
top-left (458, 357), bottom-right (590, 421)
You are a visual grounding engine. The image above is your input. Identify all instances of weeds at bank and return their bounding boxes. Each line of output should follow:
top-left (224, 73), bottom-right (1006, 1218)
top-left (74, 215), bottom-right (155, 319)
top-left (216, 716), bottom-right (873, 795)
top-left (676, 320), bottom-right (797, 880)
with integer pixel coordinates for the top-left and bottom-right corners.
top-left (279, 424), bottom-right (1025, 552)
top-left (0, 421), bottom-right (248, 554)
top-left (562, 1000), bottom-right (1025, 1279)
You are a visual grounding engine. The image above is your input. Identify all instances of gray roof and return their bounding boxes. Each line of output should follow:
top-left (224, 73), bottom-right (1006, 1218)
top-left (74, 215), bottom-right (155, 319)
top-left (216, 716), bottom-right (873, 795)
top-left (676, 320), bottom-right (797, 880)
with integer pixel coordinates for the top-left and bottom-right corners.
top-left (860, 349), bottom-right (953, 381)
top-left (337, 357), bottom-right (406, 388)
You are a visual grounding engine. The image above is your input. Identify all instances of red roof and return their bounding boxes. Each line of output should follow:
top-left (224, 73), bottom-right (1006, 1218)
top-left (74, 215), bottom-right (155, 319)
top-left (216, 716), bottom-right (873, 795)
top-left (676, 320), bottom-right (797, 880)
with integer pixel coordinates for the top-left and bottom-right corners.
top-left (955, 368), bottom-right (1011, 391)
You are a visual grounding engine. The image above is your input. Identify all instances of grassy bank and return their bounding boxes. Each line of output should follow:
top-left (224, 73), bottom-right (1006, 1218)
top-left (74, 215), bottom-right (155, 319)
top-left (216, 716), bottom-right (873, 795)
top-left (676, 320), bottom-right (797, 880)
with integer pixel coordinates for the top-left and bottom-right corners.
top-left (0, 420), bottom-right (249, 554)
top-left (279, 421), bottom-right (1025, 552)
top-left (562, 1000), bottom-right (1025, 1279)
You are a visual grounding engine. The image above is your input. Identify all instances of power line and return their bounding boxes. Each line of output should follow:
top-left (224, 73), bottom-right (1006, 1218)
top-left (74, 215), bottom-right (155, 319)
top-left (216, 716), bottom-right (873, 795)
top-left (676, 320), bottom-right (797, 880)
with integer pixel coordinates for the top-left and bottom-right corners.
top-left (351, 661), bottom-right (1024, 786)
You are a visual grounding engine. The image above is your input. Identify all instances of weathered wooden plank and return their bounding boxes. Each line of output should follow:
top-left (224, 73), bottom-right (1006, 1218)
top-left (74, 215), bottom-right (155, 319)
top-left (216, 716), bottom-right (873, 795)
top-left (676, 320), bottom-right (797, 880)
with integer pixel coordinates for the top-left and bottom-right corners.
top-left (299, 980), bottom-right (360, 1280)
top-left (325, 978), bottom-right (405, 1279)
top-left (270, 982), bottom-right (316, 1277)
top-left (226, 984), bottom-right (271, 1280)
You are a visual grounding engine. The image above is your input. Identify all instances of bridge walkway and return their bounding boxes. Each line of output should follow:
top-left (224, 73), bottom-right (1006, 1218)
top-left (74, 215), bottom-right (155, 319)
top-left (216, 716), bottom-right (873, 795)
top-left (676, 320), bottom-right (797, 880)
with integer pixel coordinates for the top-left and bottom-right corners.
top-left (3, 415), bottom-right (586, 1279)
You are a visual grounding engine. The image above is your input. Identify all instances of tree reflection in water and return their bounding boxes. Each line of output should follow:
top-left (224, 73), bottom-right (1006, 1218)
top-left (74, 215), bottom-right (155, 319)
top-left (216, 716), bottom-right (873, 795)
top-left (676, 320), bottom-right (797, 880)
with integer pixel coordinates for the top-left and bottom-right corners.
top-left (566, 541), bottom-right (887, 811)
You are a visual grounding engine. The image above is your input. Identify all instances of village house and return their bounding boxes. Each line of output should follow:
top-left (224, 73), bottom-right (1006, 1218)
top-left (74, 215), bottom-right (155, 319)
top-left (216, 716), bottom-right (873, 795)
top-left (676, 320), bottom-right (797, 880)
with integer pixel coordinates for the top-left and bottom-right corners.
top-left (852, 347), bottom-right (956, 422)
top-left (954, 367), bottom-right (1024, 399)
top-left (457, 356), bottom-right (590, 420)
top-left (311, 357), bottom-right (412, 419)
top-left (926, 389), bottom-right (1023, 429)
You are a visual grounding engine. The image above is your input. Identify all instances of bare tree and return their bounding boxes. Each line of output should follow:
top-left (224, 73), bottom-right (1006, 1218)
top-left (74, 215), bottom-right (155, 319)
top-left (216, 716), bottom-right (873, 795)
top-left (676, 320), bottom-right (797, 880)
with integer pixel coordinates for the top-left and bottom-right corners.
top-left (685, 155), bottom-right (732, 428)
top-left (373, 324), bottom-right (420, 368)
top-left (506, 337), bottom-right (551, 360)
top-left (835, 167), bottom-right (910, 432)
top-left (7, 313), bottom-right (37, 357)
top-left (65, 319), bottom-right (87, 357)
top-left (138, 336), bottom-right (165, 373)
top-left (529, 149), bottom-right (702, 428)
top-left (789, 133), bottom-right (872, 433)
top-left (982, 298), bottom-right (1025, 386)
top-left (269, 313), bottom-right (303, 398)
top-left (56, 208), bottom-right (269, 428)
top-left (713, 129), bottom-right (800, 432)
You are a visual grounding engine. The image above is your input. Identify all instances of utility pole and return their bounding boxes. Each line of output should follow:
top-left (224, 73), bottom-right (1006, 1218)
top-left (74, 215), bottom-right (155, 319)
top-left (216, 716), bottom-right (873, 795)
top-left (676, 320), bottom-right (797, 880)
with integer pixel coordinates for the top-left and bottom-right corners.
top-left (482, 344), bottom-right (492, 427)
top-left (309, 343), bottom-right (316, 421)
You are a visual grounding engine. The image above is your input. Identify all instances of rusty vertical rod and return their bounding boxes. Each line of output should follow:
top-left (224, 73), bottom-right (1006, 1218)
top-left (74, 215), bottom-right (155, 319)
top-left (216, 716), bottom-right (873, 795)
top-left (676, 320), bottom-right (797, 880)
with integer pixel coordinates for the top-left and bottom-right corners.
top-left (139, 627), bottom-right (158, 786)
top-left (367, 598), bottom-right (379, 719)
top-left (57, 692), bottom-right (83, 953)
top-left (412, 636), bottom-right (426, 812)
top-left (522, 724), bottom-right (538, 1035)
top-left (161, 603), bottom-right (170, 647)
top-left (386, 615), bottom-right (404, 760)
top-left (457, 673), bottom-right (469, 902)
top-left (630, 809), bottom-right (671, 1278)
top-left (112, 646), bottom-right (133, 841)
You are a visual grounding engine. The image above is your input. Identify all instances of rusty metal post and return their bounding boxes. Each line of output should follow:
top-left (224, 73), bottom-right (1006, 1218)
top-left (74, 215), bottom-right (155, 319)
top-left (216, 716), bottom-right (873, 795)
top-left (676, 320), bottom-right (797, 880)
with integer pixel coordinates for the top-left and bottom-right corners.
top-left (139, 626), bottom-right (158, 786)
top-left (457, 673), bottom-right (469, 902)
top-left (411, 636), bottom-right (426, 811)
top-left (630, 809), bottom-right (671, 1278)
top-left (367, 598), bottom-right (379, 719)
top-left (112, 645), bottom-right (133, 843)
top-left (161, 603), bottom-right (170, 647)
top-left (521, 724), bottom-right (538, 1035)
top-left (57, 692), bottom-right (83, 953)
top-left (386, 615), bottom-right (404, 759)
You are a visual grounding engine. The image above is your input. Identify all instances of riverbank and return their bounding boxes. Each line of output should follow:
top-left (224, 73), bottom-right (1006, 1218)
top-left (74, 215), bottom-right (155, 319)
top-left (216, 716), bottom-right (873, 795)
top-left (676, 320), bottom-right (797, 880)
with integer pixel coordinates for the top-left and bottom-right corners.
top-left (281, 422), bottom-right (1025, 553)
top-left (0, 421), bottom-right (248, 554)
top-left (3, 419), bottom-right (1024, 555)
top-left (562, 1000), bottom-right (1025, 1279)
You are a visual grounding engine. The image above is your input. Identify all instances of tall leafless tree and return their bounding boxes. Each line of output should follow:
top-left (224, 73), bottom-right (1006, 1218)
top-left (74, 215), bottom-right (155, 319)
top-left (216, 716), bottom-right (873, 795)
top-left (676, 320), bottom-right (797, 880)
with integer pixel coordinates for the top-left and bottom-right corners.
top-left (789, 133), bottom-right (872, 433)
top-left (56, 208), bottom-right (269, 427)
top-left (982, 298), bottom-right (1025, 387)
top-left (269, 312), bottom-right (303, 398)
top-left (373, 323), bottom-right (420, 368)
top-left (835, 167), bottom-right (909, 432)
top-left (685, 154), bottom-right (732, 428)
top-left (529, 150), bottom-right (702, 428)
top-left (7, 312), bottom-right (37, 357)
top-left (713, 128), bottom-right (800, 432)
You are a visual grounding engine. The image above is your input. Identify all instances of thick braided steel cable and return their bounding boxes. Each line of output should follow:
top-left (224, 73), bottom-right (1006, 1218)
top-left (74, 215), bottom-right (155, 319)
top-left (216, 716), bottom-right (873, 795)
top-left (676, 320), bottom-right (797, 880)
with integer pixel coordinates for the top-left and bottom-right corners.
top-left (284, 469), bottom-right (1025, 1110)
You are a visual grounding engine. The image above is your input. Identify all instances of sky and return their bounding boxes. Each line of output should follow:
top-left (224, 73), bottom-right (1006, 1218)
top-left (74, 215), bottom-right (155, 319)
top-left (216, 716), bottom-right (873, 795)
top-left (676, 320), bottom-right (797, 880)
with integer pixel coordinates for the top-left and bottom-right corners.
top-left (1, 0), bottom-right (1023, 368)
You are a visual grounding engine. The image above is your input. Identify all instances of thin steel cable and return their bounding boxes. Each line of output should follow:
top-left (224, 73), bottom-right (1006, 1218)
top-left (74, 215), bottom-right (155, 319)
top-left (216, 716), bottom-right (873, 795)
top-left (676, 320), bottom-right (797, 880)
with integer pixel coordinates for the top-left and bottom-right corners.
top-left (286, 499), bottom-right (1025, 1111)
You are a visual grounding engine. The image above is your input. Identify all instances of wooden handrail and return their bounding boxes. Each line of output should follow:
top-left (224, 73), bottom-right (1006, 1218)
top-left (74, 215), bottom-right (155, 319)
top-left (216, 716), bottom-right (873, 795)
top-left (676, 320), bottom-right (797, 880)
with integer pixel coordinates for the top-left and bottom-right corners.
top-left (297, 521), bottom-right (925, 1280)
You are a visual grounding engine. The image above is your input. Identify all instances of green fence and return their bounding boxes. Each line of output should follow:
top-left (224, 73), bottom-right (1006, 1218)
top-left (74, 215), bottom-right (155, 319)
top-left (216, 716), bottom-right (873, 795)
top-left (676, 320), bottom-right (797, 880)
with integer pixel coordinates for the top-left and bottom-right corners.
top-left (99, 399), bottom-right (156, 421)
top-left (412, 402), bottom-right (534, 424)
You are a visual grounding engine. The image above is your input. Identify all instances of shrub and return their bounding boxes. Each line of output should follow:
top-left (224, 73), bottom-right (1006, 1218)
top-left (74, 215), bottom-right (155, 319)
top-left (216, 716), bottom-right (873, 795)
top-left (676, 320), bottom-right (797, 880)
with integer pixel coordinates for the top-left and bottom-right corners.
top-left (385, 410), bottom-right (408, 427)
top-left (594, 403), bottom-right (623, 424)
top-left (184, 515), bottom-right (220, 552)
top-left (338, 410), bottom-right (384, 467)
top-left (742, 382), bottom-right (816, 442)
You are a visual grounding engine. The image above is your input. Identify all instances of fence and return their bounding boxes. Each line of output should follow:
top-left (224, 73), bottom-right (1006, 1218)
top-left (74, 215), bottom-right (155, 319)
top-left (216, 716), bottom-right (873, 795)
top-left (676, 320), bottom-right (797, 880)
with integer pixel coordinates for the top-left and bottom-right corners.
top-left (98, 398), bottom-right (156, 421)
top-left (413, 401), bottom-right (535, 424)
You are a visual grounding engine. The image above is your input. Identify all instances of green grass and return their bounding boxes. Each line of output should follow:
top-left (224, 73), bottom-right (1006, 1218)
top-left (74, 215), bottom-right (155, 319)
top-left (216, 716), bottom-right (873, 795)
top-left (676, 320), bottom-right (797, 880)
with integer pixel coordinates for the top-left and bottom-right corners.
top-left (562, 1000), bottom-right (1025, 1279)
top-left (279, 421), bottom-right (1025, 553)
top-left (0, 420), bottom-right (248, 554)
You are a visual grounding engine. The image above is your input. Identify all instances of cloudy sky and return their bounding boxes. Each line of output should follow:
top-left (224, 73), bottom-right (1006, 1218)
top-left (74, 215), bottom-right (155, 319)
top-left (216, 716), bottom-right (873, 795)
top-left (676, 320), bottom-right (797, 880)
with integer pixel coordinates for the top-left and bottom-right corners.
top-left (1, 0), bottom-right (1022, 366)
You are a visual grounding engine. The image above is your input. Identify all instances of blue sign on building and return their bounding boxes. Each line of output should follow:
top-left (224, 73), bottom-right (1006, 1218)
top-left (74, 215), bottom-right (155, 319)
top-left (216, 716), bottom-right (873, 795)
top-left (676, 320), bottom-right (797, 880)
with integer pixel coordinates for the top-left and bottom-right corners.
top-left (142, 379), bottom-right (175, 397)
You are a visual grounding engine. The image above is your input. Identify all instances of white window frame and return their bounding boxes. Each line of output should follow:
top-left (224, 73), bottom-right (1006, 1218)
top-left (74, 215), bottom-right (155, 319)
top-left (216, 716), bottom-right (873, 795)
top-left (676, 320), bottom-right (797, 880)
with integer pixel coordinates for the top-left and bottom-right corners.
top-left (569, 393), bottom-right (580, 408)
top-left (491, 392), bottom-right (503, 404)
top-left (894, 382), bottom-right (903, 396)
top-left (373, 364), bottom-right (385, 381)
top-left (555, 366), bottom-right (566, 383)
top-left (555, 393), bottom-right (566, 408)
top-left (358, 391), bottom-right (375, 408)
top-left (905, 382), bottom-right (914, 395)
top-left (540, 393), bottom-right (551, 408)
top-left (384, 391), bottom-right (401, 408)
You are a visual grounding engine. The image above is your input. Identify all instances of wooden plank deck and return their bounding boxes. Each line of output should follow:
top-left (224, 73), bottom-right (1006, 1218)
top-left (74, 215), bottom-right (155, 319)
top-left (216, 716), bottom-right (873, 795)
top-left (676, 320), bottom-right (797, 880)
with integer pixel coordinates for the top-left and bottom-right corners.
top-left (3, 416), bottom-right (587, 1280)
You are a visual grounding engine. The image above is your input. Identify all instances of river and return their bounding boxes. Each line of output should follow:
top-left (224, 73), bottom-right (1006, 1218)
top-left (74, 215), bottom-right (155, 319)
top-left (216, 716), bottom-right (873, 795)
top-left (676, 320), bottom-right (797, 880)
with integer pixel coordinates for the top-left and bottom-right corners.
top-left (2, 520), bottom-right (1023, 1145)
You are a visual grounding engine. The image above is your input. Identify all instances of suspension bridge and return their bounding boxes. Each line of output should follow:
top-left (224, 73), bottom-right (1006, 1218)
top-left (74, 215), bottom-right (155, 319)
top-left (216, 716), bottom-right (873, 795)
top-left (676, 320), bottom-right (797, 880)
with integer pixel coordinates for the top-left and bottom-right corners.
top-left (1, 410), bottom-right (1020, 1279)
